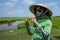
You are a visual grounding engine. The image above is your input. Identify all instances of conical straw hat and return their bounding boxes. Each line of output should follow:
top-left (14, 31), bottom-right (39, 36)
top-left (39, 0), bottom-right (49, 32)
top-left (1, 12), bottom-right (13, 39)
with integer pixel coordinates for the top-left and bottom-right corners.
top-left (29, 4), bottom-right (52, 16)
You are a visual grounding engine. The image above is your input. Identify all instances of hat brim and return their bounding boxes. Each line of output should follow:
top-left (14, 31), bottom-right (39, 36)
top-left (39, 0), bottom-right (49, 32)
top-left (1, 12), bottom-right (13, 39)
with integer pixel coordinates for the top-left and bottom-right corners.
top-left (29, 5), bottom-right (52, 16)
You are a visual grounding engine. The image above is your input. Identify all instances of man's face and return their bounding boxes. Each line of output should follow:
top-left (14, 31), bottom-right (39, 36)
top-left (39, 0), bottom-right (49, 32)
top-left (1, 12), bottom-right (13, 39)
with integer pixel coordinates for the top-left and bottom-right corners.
top-left (35, 7), bottom-right (41, 17)
top-left (36, 11), bottom-right (41, 16)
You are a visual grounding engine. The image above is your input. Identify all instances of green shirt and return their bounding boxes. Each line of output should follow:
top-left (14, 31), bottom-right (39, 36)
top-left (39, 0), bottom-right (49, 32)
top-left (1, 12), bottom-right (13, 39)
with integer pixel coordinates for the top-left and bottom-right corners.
top-left (26, 18), bottom-right (52, 40)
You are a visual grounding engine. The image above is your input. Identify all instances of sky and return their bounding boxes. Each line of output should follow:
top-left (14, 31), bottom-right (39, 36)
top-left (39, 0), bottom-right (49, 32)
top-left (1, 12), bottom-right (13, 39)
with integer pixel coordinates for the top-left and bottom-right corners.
top-left (0, 0), bottom-right (60, 17)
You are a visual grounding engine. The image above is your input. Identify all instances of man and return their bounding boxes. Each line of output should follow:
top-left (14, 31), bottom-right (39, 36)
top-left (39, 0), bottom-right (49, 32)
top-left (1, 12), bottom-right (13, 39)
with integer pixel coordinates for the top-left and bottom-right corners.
top-left (25, 4), bottom-right (52, 40)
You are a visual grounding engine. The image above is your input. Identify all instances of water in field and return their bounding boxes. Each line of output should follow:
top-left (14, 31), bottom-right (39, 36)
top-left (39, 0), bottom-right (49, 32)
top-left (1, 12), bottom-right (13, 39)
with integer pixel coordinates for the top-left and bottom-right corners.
top-left (0, 21), bottom-right (24, 31)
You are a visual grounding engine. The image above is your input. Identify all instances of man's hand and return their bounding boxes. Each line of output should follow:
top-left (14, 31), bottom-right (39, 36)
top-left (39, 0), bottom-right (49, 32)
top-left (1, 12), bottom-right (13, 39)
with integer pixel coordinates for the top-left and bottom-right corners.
top-left (31, 17), bottom-right (37, 25)
top-left (24, 19), bottom-right (29, 27)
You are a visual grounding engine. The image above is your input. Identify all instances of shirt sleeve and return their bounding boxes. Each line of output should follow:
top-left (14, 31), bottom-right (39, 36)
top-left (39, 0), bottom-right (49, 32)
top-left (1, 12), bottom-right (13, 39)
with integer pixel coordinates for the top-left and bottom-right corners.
top-left (43, 19), bottom-right (52, 35)
top-left (26, 22), bottom-right (35, 35)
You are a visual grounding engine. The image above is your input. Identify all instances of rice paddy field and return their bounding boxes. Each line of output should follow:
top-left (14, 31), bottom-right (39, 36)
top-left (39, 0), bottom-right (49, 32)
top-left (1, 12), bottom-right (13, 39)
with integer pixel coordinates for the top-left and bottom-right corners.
top-left (0, 16), bottom-right (60, 40)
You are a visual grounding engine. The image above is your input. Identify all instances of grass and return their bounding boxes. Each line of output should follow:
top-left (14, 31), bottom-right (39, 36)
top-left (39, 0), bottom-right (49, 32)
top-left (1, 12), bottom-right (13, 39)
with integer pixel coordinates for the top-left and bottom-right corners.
top-left (0, 16), bottom-right (60, 40)
top-left (51, 16), bottom-right (60, 40)
top-left (18, 23), bottom-right (26, 29)
top-left (51, 27), bottom-right (60, 40)
top-left (0, 17), bottom-right (30, 23)
top-left (0, 29), bottom-right (31, 40)
top-left (52, 16), bottom-right (60, 28)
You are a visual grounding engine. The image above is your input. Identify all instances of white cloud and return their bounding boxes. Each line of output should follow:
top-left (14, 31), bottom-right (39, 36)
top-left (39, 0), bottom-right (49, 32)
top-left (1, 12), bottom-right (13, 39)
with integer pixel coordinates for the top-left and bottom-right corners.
top-left (45, 2), bottom-right (58, 9)
top-left (45, 2), bottom-right (60, 16)
top-left (7, 10), bottom-right (22, 14)
top-left (26, 1), bottom-right (34, 5)
top-left (45, 2), bottom-right (57, 6)
top-left (6, 10), bottom-right (34, 17)
top-left (23, 0), bottom-right (35, 5)
top-left (53, 10), bottom-right (60, 16)
top-left (4, 2), bottom-right (16, 7)
top-left (6, 10), bottom-right (24, 17)
top-left (0, 0), bottom-right (19, 7)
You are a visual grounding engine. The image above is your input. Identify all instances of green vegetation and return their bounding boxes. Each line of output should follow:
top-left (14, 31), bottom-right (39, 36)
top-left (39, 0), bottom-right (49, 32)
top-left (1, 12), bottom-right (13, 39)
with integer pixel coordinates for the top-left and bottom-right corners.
top-left (0, 29), bottom-right (31, 40)
top-left (0, 17), bottom-right (30, 24)
top-left (0, 16), bottom-right (60, 40)
top-left (0, 17), bottom-right (30, 21)
top-left (51, 16), bottom-right (60, 40)
top-left (52, 16), bottom-right (60, 28)
top-left (0, 17), bottom-right (25, 22)
top-left (18, 23), bottom-right (26, 29)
